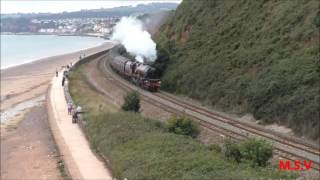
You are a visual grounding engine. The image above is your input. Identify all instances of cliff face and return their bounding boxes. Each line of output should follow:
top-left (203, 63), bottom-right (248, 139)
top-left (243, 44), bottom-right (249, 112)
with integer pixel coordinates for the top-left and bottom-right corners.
top-left (155, 0), bottom-right (320, 141)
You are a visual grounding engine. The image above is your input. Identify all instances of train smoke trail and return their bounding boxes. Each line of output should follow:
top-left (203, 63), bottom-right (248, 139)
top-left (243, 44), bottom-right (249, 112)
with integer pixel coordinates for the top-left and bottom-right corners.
top-left (111, 16), bottom-right (157, 63)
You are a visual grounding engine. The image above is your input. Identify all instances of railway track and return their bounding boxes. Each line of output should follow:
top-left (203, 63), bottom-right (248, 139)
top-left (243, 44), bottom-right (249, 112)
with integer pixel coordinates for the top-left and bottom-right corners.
top-left (92, 53), bottom-right (320, 171)
top-left (157, 92), bottom-right (319, 154)
top-left (154, 92), bottom-right (320, 170)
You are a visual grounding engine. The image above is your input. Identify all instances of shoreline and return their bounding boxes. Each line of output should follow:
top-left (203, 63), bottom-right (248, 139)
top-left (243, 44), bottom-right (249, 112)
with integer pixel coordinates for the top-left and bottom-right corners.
top-left (1, 42), bottom-right (114, 113)
top-left (1, 36), bottom-right (111, 70)
top-left (1, 32), bottom-right (109, 38)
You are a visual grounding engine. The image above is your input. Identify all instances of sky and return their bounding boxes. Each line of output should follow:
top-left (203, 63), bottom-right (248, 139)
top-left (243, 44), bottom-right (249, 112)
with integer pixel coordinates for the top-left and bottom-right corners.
top-left (1, 0), bottom-right (181, 14)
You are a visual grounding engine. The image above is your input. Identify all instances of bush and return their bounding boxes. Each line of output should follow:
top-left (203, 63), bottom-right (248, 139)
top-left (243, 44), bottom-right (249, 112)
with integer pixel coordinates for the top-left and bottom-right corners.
top-left (224, 140), bottom-right (241, 163)
top-left (208, 144), bottom-right (222, 153)
top-left (224, 138), bottom-right (273, 166)
top-left (239, 138), bottom-right (273, 167)
top-left (166, 116), bottom-right (199, 138)
top-left (121, 91), bottom-right (140, 112)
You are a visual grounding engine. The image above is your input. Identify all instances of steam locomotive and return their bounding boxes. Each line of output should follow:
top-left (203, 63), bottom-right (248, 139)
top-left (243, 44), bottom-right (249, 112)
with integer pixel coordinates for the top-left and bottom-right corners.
top-left (109, 50), bottom-right (161, 91)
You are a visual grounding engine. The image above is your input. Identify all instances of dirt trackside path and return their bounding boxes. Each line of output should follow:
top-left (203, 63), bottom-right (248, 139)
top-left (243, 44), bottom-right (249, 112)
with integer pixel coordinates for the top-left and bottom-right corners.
top-left (48, 71), bottom-right (112, 179)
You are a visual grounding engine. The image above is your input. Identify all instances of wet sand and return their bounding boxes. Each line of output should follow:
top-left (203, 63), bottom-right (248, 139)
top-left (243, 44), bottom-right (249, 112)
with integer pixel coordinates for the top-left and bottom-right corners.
top-left (1, 104), bottom-right (61, 179)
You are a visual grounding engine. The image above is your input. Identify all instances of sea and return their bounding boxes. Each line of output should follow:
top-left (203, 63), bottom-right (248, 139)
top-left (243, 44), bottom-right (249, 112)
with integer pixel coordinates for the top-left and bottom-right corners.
top-left (1, 34), bottom-right (107, 69)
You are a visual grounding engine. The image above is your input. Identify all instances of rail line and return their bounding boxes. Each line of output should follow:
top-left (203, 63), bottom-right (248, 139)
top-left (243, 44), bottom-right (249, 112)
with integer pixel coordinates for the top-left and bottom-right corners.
top-left (154, 92), bottom-right (320, 170)
top-left (93, 54), bottom-right (320, 171)
top-left (155, 92), bottom-right (320, 155)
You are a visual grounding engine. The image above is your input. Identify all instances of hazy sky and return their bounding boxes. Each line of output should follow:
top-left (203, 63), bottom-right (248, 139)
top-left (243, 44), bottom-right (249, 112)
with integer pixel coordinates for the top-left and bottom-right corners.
top-left (1, 0), bottom-right (181, 14)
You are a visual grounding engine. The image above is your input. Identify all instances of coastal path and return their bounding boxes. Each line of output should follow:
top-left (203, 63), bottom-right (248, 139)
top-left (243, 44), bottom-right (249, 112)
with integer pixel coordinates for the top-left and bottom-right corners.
top-left (47, 70), bottom-right (112, 179)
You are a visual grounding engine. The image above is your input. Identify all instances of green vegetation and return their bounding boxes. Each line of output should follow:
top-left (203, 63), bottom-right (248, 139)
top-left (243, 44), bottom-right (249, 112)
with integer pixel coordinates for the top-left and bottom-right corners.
top-left (224, 140), bottom-right (242, 163)
top-left (239, 138), bottom-right (273, 167)
top-left (166, 116), bottom-right (199, 138)
top-left (208, 144), bottom-right (222, 153)
top-left (121, 91), bottom-right (141, 112)
top-left (155, 0), bottom-right (320, 141)
top-left (224, 139), bottom-right (273, 167)
top-left (86, 112), bottom-right (294, 180)
top-left (68, 62), bottom-right (296, 179)
top-left (68, 66), bottom-right (117, 114)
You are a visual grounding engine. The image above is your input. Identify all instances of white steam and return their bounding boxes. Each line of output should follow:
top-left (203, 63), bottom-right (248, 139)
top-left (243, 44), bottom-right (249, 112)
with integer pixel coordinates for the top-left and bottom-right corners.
top-left (111, 17), bottom-right (157, 63)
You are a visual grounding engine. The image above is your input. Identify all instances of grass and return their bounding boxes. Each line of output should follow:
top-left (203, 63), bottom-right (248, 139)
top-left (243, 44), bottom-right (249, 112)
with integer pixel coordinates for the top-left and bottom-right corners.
top-left (68, 66), bottom-right (117, 114)
top-left (68, 62), bottom-right (296, 179)
top-left (154, 0), bottom-right (320, 141)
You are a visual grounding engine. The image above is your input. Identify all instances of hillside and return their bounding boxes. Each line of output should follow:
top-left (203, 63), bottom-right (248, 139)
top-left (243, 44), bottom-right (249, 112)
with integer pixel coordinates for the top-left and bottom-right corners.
top-left (139, 11), bottom-right (173, 36)
top-left (155, 0), bottom-right (320, 141)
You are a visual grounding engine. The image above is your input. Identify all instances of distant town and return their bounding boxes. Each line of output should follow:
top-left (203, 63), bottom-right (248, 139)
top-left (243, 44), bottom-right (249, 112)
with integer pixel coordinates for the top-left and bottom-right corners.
top-left (32, 17), bottom-right (118, 37)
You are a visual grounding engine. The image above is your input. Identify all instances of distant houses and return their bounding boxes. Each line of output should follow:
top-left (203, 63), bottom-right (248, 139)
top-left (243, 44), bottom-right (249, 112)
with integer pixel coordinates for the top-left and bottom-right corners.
top-left (35, 17), bottom-right (118, 36)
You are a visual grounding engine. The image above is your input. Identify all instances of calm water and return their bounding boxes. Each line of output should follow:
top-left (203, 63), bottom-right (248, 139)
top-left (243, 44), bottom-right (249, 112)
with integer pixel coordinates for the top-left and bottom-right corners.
top-left (1, 35), bottom-right (106, 69)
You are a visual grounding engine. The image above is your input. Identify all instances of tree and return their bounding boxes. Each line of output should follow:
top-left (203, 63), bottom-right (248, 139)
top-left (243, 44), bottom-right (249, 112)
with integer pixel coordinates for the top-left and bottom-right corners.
top-left (122, 91), bottom-right (140, 112)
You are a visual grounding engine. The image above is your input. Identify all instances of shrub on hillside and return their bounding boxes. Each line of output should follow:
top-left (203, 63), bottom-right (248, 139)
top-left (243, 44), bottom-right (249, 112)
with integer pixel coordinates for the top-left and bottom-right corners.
top-left (121, 91), bottom-right (140, 112)
top-left (224, 140), bottom-right (242, 163)
top-left (239, 138), bottom-right (273, 167)
top-left (166, 116), bottom-right (199, 138)
top-left (224, 138), bottom-right (273, 166)
top-left (208, 144), bottom-right (222, 153)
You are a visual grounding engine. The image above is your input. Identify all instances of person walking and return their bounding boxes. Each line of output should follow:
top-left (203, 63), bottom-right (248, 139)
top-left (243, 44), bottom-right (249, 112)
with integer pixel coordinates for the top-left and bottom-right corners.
top-left (56, 70), bottom-right (58, 77)
top-left (62, 76), bottom-right (65, 86)
top-left (72, 105), bottom-right (82, 123)
top-left (67, 103), bottom-right (72, 115)
top-left (76, 106), bottom-right (82, 114)
top-left (72, 110), bottom-right (77, 123)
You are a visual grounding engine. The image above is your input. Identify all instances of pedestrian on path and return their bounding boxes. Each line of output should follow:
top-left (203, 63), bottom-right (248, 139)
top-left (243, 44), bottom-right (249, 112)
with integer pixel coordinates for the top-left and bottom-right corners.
top-left (56, 70), bottom-right (58, 77)
top-left (62, 76), bottom-right (65, 86)
top-left (72, 106), bottom-right (78, 124)
top-left (72, 106), bottom-right (82, 124)
top-left (76, 106), bottom-right (82, 113)
top-left (67, 103), bottom-right (73, 115)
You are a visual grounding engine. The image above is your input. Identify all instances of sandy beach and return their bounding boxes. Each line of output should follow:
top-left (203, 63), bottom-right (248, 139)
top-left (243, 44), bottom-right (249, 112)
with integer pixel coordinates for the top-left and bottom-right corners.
top-left (0, 42), bottom-right (113, 179)
top-left (1, 42), bottom-right (113, 112)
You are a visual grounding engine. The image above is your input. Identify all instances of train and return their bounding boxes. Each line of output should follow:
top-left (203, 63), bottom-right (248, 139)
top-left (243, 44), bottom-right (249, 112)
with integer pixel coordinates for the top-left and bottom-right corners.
top-left (109, 47), bottom-right (161, 91)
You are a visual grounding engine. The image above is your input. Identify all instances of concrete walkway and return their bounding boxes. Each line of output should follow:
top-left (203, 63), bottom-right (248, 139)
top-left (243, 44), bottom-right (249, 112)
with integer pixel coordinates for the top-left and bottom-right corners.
top-left (48, 71), bottom-right (112, 179)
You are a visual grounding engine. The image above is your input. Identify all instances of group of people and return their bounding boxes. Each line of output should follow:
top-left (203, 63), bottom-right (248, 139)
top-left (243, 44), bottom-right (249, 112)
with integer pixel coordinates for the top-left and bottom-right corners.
top-left (62, 64), bottom-right (72, 86)
top-left (79, 53), bottom-right (86, 60)
top-left (68, 102), bottom-right (82, 123)
top-left (55, 62), bottom-right (82, 123)
top-left (55, 62), bottom-right (73, 87)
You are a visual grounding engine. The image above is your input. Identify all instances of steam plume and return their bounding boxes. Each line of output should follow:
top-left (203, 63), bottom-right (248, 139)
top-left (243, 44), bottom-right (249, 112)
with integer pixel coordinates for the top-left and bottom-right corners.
top-left (111, 17), bottom-right (157, 62)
